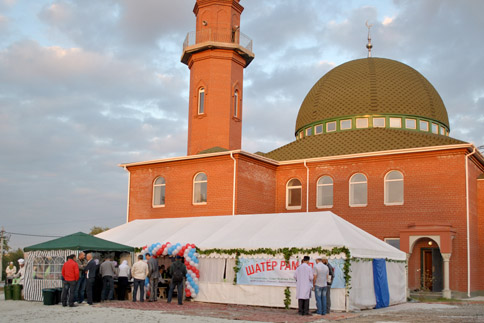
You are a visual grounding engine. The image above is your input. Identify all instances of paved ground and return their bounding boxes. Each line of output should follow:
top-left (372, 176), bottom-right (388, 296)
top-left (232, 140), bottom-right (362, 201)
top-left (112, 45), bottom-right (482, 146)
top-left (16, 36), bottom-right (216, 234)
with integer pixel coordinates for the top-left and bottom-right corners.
top-left (1, 292), bottom-right (484, 322)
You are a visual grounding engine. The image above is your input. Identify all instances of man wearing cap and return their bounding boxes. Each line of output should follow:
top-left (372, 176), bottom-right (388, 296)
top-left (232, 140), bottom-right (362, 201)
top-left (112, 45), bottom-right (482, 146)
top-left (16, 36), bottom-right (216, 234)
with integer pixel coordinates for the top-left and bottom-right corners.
top-left (294, 256), bottom-right (313, 316)
top-left (313, 256), bottom-right (329, 315)
top-left (13, 258), bottom-right (25, 286)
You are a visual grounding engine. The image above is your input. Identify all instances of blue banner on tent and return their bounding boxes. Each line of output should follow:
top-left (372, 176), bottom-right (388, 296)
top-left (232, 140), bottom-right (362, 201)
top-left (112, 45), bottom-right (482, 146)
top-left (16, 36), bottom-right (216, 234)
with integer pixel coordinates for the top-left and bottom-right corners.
top-left (373, 258), bottom-right (390, 308)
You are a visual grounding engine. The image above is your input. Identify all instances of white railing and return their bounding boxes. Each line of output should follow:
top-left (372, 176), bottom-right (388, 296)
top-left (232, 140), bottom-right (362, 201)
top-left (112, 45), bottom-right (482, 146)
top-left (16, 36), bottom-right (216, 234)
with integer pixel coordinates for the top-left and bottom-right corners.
top-left (183, 28), bottom-right (253, 52)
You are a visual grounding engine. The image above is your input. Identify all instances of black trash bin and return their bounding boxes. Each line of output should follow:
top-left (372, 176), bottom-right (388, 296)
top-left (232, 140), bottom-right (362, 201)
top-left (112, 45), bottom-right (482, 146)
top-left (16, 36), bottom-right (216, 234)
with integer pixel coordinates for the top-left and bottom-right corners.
top-left (12, 284), bottom-right (22, 300)
top-left (42, 288), bottom-right (56, 305)
top-left (4, 285), bottom-right (13, 300)
top-left (55, 287), bottom-right (63, 304)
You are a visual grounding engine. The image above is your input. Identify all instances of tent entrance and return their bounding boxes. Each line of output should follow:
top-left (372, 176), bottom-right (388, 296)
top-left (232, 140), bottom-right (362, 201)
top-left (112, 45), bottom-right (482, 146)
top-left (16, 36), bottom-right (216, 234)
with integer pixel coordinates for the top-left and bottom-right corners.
top-left (420, 247), bottom-right (443, 292)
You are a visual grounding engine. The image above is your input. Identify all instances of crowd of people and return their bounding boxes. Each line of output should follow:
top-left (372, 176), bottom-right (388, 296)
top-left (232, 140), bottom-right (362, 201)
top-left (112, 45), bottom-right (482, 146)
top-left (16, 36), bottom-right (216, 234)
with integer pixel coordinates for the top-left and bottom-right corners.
top-left (58, 252), bottom-right (188, 307)
top-left (294, 255), bottom-right (334, 316)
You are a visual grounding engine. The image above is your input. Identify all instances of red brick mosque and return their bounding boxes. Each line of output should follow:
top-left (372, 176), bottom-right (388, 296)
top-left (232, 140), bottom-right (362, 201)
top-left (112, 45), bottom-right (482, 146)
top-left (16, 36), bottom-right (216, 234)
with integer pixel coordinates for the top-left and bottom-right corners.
top-left (119, 0), bottom-right (484, 298)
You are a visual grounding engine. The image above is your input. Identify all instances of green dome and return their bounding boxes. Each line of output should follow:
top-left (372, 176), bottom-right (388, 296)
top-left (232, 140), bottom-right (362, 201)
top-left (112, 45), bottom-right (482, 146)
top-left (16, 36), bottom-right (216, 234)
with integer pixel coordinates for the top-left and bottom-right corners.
top-left (295, 57), bottom-right (449, 135)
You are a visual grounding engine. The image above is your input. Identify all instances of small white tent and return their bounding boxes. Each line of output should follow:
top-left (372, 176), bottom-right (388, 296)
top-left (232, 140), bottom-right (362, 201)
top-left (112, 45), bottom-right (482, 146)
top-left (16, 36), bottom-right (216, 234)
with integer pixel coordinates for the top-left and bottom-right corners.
top-left (98, 211), bottom-right (406, 310)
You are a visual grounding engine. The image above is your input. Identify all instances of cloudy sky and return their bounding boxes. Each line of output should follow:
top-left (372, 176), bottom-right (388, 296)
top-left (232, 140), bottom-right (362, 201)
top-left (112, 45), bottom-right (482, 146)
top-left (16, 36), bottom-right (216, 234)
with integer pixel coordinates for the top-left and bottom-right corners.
top-left (1, 0), bottom-right (483, 249)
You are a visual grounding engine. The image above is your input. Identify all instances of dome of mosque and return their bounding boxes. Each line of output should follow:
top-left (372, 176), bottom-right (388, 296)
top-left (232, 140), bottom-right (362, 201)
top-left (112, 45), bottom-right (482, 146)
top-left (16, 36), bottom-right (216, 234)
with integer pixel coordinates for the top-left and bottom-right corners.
top-left (295, 57), bottom-right (449, 138)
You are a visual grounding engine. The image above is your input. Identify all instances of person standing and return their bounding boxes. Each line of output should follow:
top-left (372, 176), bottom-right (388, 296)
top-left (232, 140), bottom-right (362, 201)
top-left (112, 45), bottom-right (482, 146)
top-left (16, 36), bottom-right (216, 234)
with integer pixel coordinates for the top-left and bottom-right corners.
top-left (294, 256), bottom-right (313, 316)
top-left (100, 256), bottom-right (116, 302)
top-left (313, 257), bottom-right (329, 315)
top-left (117, 260), bottom-right (130, 300)
top-left (322, 257), bottom-right (334, 314)
top-left (84, 253), bottom-right (97, 305)
top-left (5, 262), bottom-right (16, 285)
top-left (131, 254), bottom-right (149, 302)
top-left (146, 253), bottom-right (160, 302)
top-left (167, 256), bottom-right (187, 305)
top-left (61, 255), bottom-right (79, 307)
top-left (74, 251), bottom-right (87, 304)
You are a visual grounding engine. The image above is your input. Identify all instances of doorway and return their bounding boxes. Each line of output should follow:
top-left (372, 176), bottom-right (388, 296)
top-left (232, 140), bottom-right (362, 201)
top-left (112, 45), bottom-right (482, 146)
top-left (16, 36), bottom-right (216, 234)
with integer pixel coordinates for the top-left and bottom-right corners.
top-left (420, 247), bottom-right (443, 292)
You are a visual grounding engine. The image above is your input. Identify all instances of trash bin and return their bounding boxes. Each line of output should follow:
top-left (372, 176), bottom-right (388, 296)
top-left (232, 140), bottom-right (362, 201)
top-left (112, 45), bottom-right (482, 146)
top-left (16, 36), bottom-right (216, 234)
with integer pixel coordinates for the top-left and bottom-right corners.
top-left (55, 287), bottom-right (63, 304)
top-left (4, 285), bottom-right (13, 300)
top-left (42, 288), bottom-right (56, 305)
top-left (12, 284), bottom-right (22, 300)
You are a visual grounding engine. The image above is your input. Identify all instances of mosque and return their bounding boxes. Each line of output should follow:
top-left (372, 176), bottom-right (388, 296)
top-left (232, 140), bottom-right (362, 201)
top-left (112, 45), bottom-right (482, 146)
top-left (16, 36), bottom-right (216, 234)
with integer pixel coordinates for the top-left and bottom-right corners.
top-left (119, 0), bottom-right (484, 298)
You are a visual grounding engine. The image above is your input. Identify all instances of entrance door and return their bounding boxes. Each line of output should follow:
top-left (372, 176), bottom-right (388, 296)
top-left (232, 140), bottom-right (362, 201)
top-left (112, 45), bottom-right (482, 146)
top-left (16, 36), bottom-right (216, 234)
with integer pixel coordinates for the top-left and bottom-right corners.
top-left (421, 248), bottom-right (443, 292)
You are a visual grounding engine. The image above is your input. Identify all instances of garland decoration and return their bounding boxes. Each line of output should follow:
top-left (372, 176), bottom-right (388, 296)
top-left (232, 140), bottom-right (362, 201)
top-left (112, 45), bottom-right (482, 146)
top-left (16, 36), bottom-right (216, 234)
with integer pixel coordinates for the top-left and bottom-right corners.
top-left (141, 242), bottom-right (200, 298)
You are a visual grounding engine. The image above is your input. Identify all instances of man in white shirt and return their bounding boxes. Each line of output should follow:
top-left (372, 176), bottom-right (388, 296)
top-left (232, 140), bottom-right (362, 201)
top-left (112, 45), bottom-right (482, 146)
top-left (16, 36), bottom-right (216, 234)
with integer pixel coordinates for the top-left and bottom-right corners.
top-left (313, 257), bottom-right (329, 315)
top-left (131, 254), bottom-right (149, 302)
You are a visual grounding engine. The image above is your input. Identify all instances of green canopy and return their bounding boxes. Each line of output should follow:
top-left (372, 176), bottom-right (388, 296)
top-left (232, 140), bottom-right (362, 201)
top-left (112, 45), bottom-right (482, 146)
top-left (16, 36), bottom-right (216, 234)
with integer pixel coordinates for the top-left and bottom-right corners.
top-left (24, 232), bottom-right (134, 252)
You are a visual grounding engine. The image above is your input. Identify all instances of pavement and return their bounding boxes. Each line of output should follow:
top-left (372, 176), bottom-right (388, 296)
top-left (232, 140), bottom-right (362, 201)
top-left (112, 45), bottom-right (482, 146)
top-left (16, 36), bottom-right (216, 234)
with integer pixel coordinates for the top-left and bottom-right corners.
top-left (1, 290), bottom-right (484, 322)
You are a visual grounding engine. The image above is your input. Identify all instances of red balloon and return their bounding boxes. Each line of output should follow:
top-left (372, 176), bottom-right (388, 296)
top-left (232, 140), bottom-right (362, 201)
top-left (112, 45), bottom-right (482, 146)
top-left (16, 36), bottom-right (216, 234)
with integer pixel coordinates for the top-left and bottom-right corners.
top-left (178, 251), bottom-right (184, 257)
top-left (186, 291), bottom-right (191, 297)
top-left (191, 244), bottom-right (196, 248)
top-left (142, 245), bottom-right (147, 250)
top-left (184, 260), bottom-right (189, 266)
top-left (196, 273), bottom-right (200, 278)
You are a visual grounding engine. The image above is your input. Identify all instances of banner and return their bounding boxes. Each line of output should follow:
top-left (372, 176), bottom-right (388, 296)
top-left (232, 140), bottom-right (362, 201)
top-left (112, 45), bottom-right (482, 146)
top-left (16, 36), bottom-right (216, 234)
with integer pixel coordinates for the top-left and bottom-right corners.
top-left (236, 257), bottom-right (345, 288)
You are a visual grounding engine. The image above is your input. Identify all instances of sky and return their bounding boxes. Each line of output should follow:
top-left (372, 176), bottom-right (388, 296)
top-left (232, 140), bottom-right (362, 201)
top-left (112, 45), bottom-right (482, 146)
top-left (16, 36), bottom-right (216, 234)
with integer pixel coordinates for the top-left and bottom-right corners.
top-left (1, 0), bottom-right (483, 249)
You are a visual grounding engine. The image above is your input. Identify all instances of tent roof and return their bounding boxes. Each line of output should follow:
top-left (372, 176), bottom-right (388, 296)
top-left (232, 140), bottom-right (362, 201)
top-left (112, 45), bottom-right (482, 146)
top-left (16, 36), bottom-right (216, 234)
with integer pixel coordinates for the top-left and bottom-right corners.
top-left (97, 212), bottom-right (405, 260)
top-left (24, 232), bottom-right (135, 252)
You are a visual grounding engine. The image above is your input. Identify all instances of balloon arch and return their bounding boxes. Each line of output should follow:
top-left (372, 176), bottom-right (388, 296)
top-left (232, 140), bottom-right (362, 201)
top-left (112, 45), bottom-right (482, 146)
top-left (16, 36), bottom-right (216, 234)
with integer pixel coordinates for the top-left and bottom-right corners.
top-left (141, 242), bottom-right (200, 298)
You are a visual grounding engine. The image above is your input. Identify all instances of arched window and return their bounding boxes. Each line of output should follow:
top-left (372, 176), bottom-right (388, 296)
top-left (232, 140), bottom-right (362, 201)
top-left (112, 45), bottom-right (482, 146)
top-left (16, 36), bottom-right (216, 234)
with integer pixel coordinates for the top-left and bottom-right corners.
top-left (349, 173), bottom-right (367, 207)
top-left (198, 88), bottom-right (205, 114)
top-left (193, 172), bottom-right (207, 204)
top-left (317, 176), bottom-right (333, 208)
top-left (384, 170), bottom-right (404, 205)
top-left (286, 178), bottom-right (302, 209)
top-left (234, 90), bottom-right (239, 117)
top-left (153, 176), bottom-right (166, 207)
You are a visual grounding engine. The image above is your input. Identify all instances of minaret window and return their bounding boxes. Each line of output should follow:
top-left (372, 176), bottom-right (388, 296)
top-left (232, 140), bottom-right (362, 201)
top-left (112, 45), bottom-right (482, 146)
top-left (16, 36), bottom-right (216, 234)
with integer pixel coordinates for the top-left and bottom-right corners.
top-left (432, 123), bottom-right (438, 134)
top-left (198, 88), bottom-right (205, 114)
top-left (315, 124), bottom-right (323, 134)
top-left (390, 117), bottom-right (402, 128)
top-left (317, 176), bottom-right (333, 208)
top-left (326, 121), bottom-right (336, 132)
top-left (373, 117), bottom-right (385, 127)
top-left (384, 170), bottom-right (404, 205)
top-left (340, 119), bottom-right (352, 130)
top-left (356, 118), bottom-right (369, 128)
top-left (419, 120), bottom-right (429, 131)
top-left (193, 172), bottom-right (207, 204)
top-left (405, 119), bottom-right (416, 129)
top-left (349, 173), bottom-right (367, 207)
top-left (153, 176), bottom-right (166, 207)
top-left (286, 178), bottom-right (302, 210)
top-left (234, 90), bottom-right (239, 117)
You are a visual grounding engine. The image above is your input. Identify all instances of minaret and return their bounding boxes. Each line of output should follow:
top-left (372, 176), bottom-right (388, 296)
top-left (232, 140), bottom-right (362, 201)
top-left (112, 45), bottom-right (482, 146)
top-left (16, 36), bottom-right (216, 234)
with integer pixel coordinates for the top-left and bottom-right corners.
top-left (182, 0), bottom-right (254, 155)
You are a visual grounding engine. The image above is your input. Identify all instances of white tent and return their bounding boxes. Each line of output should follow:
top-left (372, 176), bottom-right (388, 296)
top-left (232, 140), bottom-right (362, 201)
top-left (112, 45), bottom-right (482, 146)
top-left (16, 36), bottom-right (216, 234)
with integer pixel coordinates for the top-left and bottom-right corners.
top-left (98, 211), bottom-right (406, 310)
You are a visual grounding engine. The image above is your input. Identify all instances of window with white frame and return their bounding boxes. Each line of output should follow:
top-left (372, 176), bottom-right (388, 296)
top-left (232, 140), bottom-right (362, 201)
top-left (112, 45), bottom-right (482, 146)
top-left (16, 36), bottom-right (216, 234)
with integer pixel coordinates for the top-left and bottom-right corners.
top-left (419, 120), bottom-right (429, 131)
top-left (356, 118), bottom-right (369, 128)
top-left (440, 127), bottom-right (445, 135)
top-left (340, 119), bottom-right (352, 130)
top-left (389, 117), bottom-right (402, 128)
top-left (193, 172), bottom-right (207, 204)
top-left (286, 178), bottom-right (302, 209)
top-left (349, 173), bottom-right (367, 207)
top-left (33, 256), bottom-right (65, 280)
top-left (198, 88), bottom-right (205, 114)
top-left (317, 176), bottom-right (333, 208)
top-left (326, 121), bottom-right (336, 132)
top-left (373, 117), bottom-right (385, 127)
top-left (405, 119), bottom-right (416, 129)
top-left (384, 170), bottom-right (404, 205)
top-left (234, 90), bottom-right (239, 117)
top-left (153, 176), bottom-right (166, 207)
top-left (431, 123), bottom-right (438, 134)
top-left (315, 124), bottom-right (323, 134)
top-left (306, 128), bottom-right (312, 136)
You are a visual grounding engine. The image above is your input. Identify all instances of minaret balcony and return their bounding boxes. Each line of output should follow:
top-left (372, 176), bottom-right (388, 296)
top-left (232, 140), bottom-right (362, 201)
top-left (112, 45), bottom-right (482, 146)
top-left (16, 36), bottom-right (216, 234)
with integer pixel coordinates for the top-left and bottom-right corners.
top-left (181, 28), bottom-right (254, 66)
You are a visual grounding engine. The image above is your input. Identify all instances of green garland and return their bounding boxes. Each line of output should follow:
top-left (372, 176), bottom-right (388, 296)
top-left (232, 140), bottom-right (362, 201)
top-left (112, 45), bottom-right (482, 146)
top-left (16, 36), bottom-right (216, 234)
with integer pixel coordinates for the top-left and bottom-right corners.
top-left (198, 246), bottom-right (352, 309)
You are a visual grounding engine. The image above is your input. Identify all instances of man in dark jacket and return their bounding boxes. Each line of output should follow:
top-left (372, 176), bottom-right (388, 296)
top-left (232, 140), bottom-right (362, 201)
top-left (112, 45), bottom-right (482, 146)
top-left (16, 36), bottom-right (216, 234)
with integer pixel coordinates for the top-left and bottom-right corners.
top-left (146, 253), bottom-right (160, 302)
top-left (167, 256), bottom-right (187, 305)
top-left (61, 254), bottom-right (80, 307)
top-left (84, 253), bottom-right (97, 305)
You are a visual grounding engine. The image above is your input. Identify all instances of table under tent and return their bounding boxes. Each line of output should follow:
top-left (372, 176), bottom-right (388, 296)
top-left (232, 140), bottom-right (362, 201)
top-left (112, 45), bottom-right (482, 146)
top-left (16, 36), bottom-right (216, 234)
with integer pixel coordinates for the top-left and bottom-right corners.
top-left (23, 232), bottom-right (135, 301)
top-left (97, 211), bottom-right (407, 311)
